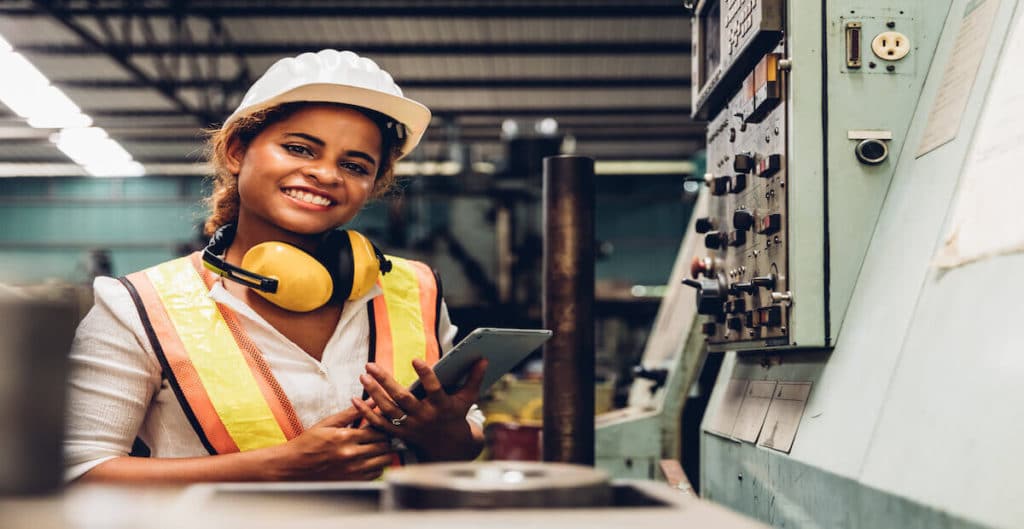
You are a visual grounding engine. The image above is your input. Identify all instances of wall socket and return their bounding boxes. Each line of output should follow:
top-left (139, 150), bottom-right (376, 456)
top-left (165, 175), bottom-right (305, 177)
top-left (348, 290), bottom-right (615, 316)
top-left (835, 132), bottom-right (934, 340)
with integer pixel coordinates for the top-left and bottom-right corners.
top-left (871, 31), bottom-right (910, 61)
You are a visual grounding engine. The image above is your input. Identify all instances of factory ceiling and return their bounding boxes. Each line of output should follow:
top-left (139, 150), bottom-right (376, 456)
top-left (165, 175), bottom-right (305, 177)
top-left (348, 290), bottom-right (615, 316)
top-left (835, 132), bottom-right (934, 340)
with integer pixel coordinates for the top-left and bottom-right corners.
top-left (0, 1), bottom-right (698, 177)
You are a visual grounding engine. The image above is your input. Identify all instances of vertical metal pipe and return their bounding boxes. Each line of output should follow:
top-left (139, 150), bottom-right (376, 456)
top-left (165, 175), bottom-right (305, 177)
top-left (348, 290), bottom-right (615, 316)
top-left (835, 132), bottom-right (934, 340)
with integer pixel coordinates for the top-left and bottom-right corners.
top-left (542, 155), bottom-right (595, 465)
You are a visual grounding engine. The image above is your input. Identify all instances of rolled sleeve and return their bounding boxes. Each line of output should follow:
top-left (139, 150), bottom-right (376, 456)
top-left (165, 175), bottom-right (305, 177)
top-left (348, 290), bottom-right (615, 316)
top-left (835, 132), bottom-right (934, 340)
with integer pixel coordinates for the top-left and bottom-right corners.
top-left (63, 277), bottom-right (161, 482)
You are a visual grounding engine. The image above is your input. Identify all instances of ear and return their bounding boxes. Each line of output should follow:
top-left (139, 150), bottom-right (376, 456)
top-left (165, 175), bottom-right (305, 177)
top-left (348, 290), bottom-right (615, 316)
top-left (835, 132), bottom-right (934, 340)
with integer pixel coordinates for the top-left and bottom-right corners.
top-left (225, 135), bottom-right (246, 175)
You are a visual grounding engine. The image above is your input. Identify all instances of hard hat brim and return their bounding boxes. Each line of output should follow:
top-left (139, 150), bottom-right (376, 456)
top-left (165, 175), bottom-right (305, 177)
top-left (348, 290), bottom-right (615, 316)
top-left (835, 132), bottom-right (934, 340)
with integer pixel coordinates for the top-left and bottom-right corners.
top-left (223, 83), bottom-right (431, 159)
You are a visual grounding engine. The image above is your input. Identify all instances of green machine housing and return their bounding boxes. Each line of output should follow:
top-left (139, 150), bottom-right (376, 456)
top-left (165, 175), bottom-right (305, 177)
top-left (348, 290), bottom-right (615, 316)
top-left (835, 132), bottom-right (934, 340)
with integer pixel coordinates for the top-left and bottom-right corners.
top-left (686, 0), bottom-right (943, 352)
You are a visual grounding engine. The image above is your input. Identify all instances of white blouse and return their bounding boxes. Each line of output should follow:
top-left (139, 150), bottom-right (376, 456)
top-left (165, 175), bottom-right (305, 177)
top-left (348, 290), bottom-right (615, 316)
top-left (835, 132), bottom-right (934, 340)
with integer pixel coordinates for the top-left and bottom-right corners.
top-left (64, 274), bottom-right (480, 482)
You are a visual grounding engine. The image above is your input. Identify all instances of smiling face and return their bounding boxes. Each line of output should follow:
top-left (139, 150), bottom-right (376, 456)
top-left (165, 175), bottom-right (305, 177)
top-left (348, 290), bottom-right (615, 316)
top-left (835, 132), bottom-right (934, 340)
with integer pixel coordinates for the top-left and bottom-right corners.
top-left (225, 104), bottom-right (383, 241)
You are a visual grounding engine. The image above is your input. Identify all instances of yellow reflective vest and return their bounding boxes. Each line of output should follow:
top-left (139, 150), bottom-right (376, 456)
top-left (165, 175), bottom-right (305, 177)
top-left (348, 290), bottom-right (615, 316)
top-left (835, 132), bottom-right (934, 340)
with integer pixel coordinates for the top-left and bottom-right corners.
top-left (121, 252), bottom-right (441, 455)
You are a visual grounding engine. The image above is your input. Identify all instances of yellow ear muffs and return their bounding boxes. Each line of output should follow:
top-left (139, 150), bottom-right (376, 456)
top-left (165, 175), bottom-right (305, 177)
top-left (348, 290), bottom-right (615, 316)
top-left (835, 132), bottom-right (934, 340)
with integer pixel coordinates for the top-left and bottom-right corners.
top-left (202, 224), bottom-right (392, 313)
top-left (345, 230), bottom-right (383, 300)
top-left (241, 242), bottom-right (334, 313)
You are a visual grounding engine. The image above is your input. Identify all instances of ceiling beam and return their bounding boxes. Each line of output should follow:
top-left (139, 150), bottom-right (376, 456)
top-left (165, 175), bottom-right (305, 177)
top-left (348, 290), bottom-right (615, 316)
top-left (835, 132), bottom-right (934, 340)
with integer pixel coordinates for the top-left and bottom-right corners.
top-left (0, 4), bottom-right (689, 18)
top-left (56, 76), bottom-right (693, 90)
top-left (0, 106), bottom-right (693, 119)
top-left (20, 41), bottom-right (690, 56)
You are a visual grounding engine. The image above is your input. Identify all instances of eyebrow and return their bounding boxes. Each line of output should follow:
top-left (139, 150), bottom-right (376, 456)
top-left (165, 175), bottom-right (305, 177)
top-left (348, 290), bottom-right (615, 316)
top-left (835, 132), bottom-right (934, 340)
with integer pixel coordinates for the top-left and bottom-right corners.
top-left (283, 132), bottom-right (378, 167)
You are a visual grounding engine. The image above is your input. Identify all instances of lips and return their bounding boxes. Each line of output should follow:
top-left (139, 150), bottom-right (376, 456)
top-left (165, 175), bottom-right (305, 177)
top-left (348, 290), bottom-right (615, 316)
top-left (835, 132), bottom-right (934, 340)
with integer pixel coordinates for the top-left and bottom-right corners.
top-left (281, 187), bottom-right (335, 207)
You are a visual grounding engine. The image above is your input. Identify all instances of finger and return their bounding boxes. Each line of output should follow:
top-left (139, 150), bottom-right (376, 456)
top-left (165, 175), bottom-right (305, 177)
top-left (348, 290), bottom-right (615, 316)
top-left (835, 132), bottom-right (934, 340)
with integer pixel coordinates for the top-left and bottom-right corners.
top-left (311, 405), bottom-right (363, 428)
top-left (411, 358), bottom-right (446, 405)
top-left (351, 396), bottom-right (399, 435)
top-left (338, 440), bottom-right (393, 461)
top-left (341, 427), bottom-right (390, 445)
top-left (454, 358), bottom-right (489, 401)
top-left (353, 453), bottom-right (397, 474)
top-left (365, 363), bottom-right (420, 412)
top-left (359, 373), bottom-right (406, 420)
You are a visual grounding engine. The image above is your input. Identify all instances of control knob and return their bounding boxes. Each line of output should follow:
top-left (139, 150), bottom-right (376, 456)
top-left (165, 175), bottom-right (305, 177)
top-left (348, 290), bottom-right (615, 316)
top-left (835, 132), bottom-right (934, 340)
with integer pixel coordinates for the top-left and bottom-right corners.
top-left (682, 274), bottom-right (728, 316)
top-left (704, 231), bottom-right (725, 250)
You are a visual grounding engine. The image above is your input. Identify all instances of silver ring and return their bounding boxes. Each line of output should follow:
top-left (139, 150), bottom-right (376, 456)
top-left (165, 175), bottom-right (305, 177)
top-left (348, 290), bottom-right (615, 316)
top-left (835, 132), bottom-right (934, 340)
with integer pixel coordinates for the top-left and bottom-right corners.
top-left (391, 414), bottom-right (408, 426)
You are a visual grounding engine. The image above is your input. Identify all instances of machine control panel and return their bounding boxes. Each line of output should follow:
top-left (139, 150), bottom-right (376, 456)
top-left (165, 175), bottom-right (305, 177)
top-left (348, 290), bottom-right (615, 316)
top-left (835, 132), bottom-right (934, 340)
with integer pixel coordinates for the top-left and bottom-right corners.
top-left (686, 0), bottom-right (930, 352)
top-left (684, 39), bottom-right (790, 350)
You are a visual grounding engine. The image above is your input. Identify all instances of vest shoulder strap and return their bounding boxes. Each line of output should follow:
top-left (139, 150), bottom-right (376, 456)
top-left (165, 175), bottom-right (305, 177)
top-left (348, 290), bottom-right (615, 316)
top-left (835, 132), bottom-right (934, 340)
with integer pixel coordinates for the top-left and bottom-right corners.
top-left (369, 256), bottom-right (443, 387)
top-left (121, 253), bottom-right (302, 454)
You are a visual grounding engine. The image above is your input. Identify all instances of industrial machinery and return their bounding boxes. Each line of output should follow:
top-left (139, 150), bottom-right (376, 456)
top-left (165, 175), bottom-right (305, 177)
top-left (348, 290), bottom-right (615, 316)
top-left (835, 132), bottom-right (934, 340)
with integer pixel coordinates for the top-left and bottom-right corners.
top-left (688, 0), bottom-right (1024, 527)
top-left (685, 0), bottom-right (944, 352)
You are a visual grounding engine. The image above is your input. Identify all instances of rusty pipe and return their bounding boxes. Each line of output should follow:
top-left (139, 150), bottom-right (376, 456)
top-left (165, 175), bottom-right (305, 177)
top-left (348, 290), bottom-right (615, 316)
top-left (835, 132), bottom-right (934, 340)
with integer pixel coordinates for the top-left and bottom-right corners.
top-left (542, 155), bottom-right (595, 465)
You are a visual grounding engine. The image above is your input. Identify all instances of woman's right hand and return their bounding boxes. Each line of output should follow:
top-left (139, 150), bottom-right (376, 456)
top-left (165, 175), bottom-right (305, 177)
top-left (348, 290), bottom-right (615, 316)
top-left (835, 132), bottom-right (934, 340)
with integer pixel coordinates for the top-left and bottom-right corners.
top-left (265, 404), bottom-right (394, 481)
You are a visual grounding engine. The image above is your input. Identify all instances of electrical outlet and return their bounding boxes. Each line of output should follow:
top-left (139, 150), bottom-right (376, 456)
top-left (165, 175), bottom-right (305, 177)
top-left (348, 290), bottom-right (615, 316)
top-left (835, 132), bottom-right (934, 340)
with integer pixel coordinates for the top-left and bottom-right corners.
top-left (871, 31), bottom-right (910, 61)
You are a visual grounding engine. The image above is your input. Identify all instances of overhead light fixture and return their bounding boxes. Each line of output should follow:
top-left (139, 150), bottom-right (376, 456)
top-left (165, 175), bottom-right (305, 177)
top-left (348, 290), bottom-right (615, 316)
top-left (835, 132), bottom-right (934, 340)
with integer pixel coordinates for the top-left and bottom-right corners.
top-left (0, 31), bottom-right (142, 177)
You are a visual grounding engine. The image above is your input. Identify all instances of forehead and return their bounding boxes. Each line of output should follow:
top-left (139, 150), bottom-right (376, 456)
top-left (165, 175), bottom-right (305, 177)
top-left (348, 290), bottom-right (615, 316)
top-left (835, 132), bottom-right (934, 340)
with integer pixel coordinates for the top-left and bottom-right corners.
top-left (265, 105), bottom-right (383, 147)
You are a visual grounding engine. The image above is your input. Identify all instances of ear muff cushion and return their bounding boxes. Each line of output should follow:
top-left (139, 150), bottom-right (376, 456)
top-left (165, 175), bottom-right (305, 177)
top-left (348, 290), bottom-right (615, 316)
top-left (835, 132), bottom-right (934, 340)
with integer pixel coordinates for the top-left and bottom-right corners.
top-left (242, 242), bottom-right (333, 312)
top-left (345, 231), bottom-right (382, 300)
top-left (317, 230), bottom-right (355, 302)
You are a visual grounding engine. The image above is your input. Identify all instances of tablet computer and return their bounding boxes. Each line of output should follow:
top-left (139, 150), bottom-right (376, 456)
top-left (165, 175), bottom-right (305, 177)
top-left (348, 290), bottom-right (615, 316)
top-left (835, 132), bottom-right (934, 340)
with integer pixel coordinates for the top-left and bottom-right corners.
top-left (409, 327), bottom-right (553, 399)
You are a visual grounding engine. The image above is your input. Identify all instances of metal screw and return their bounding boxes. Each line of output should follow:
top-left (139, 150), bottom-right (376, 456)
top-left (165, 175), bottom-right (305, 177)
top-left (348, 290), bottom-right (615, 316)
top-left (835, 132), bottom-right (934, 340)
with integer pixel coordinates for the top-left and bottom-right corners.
top-left (886, 20), bottom-right (896, 28)
top-left (886, 65), bottom-right (896, 72)
top-left (737, 474), bottom-right (744, 481)
top-left (869, 62), bottom-right (877, 69)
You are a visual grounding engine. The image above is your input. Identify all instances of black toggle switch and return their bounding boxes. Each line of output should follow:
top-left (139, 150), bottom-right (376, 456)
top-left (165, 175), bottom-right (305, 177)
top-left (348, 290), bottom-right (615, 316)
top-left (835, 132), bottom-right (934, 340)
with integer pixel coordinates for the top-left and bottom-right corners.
top-left (753, 274), bottom-right (777, 290)
top-left (733, 152), bottom-right (755, 173)
top-left (727, 317), bottom-right (744, 331)
top-left (730, 173), bottom-right (748, 193)
top-left (728, 230), bottom-right (747, 247)
top-left (758, 213), bottom-right (782, 235)
top-left (730, 281), bottom-right (756, 295)
top-left (712, 175), bottom-right (731, 195)
top-left (757, 154), bottom-right (782, 177)
top-left (695, 216), bottom-right (715, 234)
top-left (701, 322), bottom-right (718, 336)
top-left (733, 209), bottom-right (754, 230)
top-left (704, 231), bottom-right (725, 250)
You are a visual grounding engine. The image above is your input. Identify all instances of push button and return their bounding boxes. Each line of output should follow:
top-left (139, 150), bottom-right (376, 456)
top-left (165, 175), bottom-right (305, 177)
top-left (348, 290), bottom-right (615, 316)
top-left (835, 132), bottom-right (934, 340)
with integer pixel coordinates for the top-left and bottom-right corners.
top-left (758, 213), bottom-right (782, 235)
top-left (733, 209), bottom-right (754, 230)
top-left (712, 175), bottom-right (731, 196)
top-left (695, 217), bottom-right (715, 234)
top-left (757, 154), bottom-right (782, 177)
top-left (757, 306), bottom-right (782, 327)
top-left (733, 152), bottom-right (755, 173)
top-left (730, 173), bottom-right (748, 193)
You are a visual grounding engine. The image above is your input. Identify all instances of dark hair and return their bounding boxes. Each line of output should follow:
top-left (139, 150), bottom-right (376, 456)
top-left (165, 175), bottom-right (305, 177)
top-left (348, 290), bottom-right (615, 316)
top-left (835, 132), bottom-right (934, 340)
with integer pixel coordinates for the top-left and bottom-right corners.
top-left (203, 102), bottom-right (404, 236)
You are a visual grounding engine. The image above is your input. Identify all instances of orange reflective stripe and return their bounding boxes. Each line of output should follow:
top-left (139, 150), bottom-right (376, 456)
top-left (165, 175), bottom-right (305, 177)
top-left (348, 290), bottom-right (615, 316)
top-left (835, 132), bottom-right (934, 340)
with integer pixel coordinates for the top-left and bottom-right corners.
top-left (371, 257), bottom-right (442, 385)
top-left (125, 268), bottom-right (240, 455)
top-left (406, 260), bottom-right (440, 364)
top-left (190, 254), bottom-right (304, 441)
top-left (371, 289), bottom-right (395, 375)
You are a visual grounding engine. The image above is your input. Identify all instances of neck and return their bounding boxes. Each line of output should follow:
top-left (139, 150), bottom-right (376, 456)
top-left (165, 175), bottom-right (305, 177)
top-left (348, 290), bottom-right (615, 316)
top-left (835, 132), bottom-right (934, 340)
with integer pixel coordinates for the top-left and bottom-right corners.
top-left (226, 211), bottom-right (324, 265)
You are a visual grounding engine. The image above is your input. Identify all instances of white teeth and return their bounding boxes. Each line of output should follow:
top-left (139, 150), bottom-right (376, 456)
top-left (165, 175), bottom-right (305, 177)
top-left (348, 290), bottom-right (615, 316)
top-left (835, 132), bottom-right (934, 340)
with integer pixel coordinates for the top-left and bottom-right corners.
top-left (284, 188), bottom-right (332, 206)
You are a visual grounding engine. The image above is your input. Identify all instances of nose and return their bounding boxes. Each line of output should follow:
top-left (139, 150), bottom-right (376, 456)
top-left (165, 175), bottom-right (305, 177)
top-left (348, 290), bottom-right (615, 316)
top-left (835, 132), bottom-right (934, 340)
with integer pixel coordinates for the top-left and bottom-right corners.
top-left (302, 159), bottom-right (341, 185)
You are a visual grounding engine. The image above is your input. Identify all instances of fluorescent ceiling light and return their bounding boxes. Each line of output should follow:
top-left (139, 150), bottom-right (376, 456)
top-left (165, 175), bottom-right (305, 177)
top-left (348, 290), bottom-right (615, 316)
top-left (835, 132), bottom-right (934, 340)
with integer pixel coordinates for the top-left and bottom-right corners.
top-left (84, 160), bottom-right (145, 178)
top-left (0, 30), bottom-right (144, 177)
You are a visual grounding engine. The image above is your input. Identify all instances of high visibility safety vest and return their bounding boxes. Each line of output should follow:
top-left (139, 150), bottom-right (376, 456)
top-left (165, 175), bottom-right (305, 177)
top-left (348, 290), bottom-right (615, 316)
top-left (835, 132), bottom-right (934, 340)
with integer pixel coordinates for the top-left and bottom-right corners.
top-left (120, 252), bottom-right (442, 455)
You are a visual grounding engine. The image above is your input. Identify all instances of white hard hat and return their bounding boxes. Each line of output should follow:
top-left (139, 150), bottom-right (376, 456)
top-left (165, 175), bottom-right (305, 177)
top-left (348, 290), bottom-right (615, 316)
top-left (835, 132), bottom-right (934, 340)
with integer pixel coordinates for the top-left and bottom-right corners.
top-left (224, 49), bottom-right (431, 159)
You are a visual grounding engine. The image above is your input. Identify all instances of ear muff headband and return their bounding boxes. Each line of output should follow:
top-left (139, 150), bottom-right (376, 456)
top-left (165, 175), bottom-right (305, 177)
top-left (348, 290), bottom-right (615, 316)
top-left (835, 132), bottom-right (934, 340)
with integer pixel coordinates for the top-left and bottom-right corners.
top-left (202, 225), bottom-right (281, 293)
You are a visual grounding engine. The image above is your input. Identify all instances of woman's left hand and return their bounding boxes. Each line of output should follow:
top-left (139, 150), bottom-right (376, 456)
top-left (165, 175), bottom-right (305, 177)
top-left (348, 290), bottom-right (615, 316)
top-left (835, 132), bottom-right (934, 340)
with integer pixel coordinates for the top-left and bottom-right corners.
top-left (352, 358), bottom-right (487, 462)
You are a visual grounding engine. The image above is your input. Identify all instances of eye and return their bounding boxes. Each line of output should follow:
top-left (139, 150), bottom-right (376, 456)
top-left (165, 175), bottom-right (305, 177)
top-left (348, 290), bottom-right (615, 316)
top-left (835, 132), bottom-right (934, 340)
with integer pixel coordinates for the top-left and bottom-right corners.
top-left (283, 144), bottom-right (314, 157)
top-left (340, 161), bottom-right (372, 176)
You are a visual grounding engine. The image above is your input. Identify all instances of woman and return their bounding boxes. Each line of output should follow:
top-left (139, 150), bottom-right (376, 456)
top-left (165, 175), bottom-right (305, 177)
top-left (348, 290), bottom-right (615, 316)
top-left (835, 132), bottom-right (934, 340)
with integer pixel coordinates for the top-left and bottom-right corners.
top-left (64, 50), bottom-right (485, 483)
